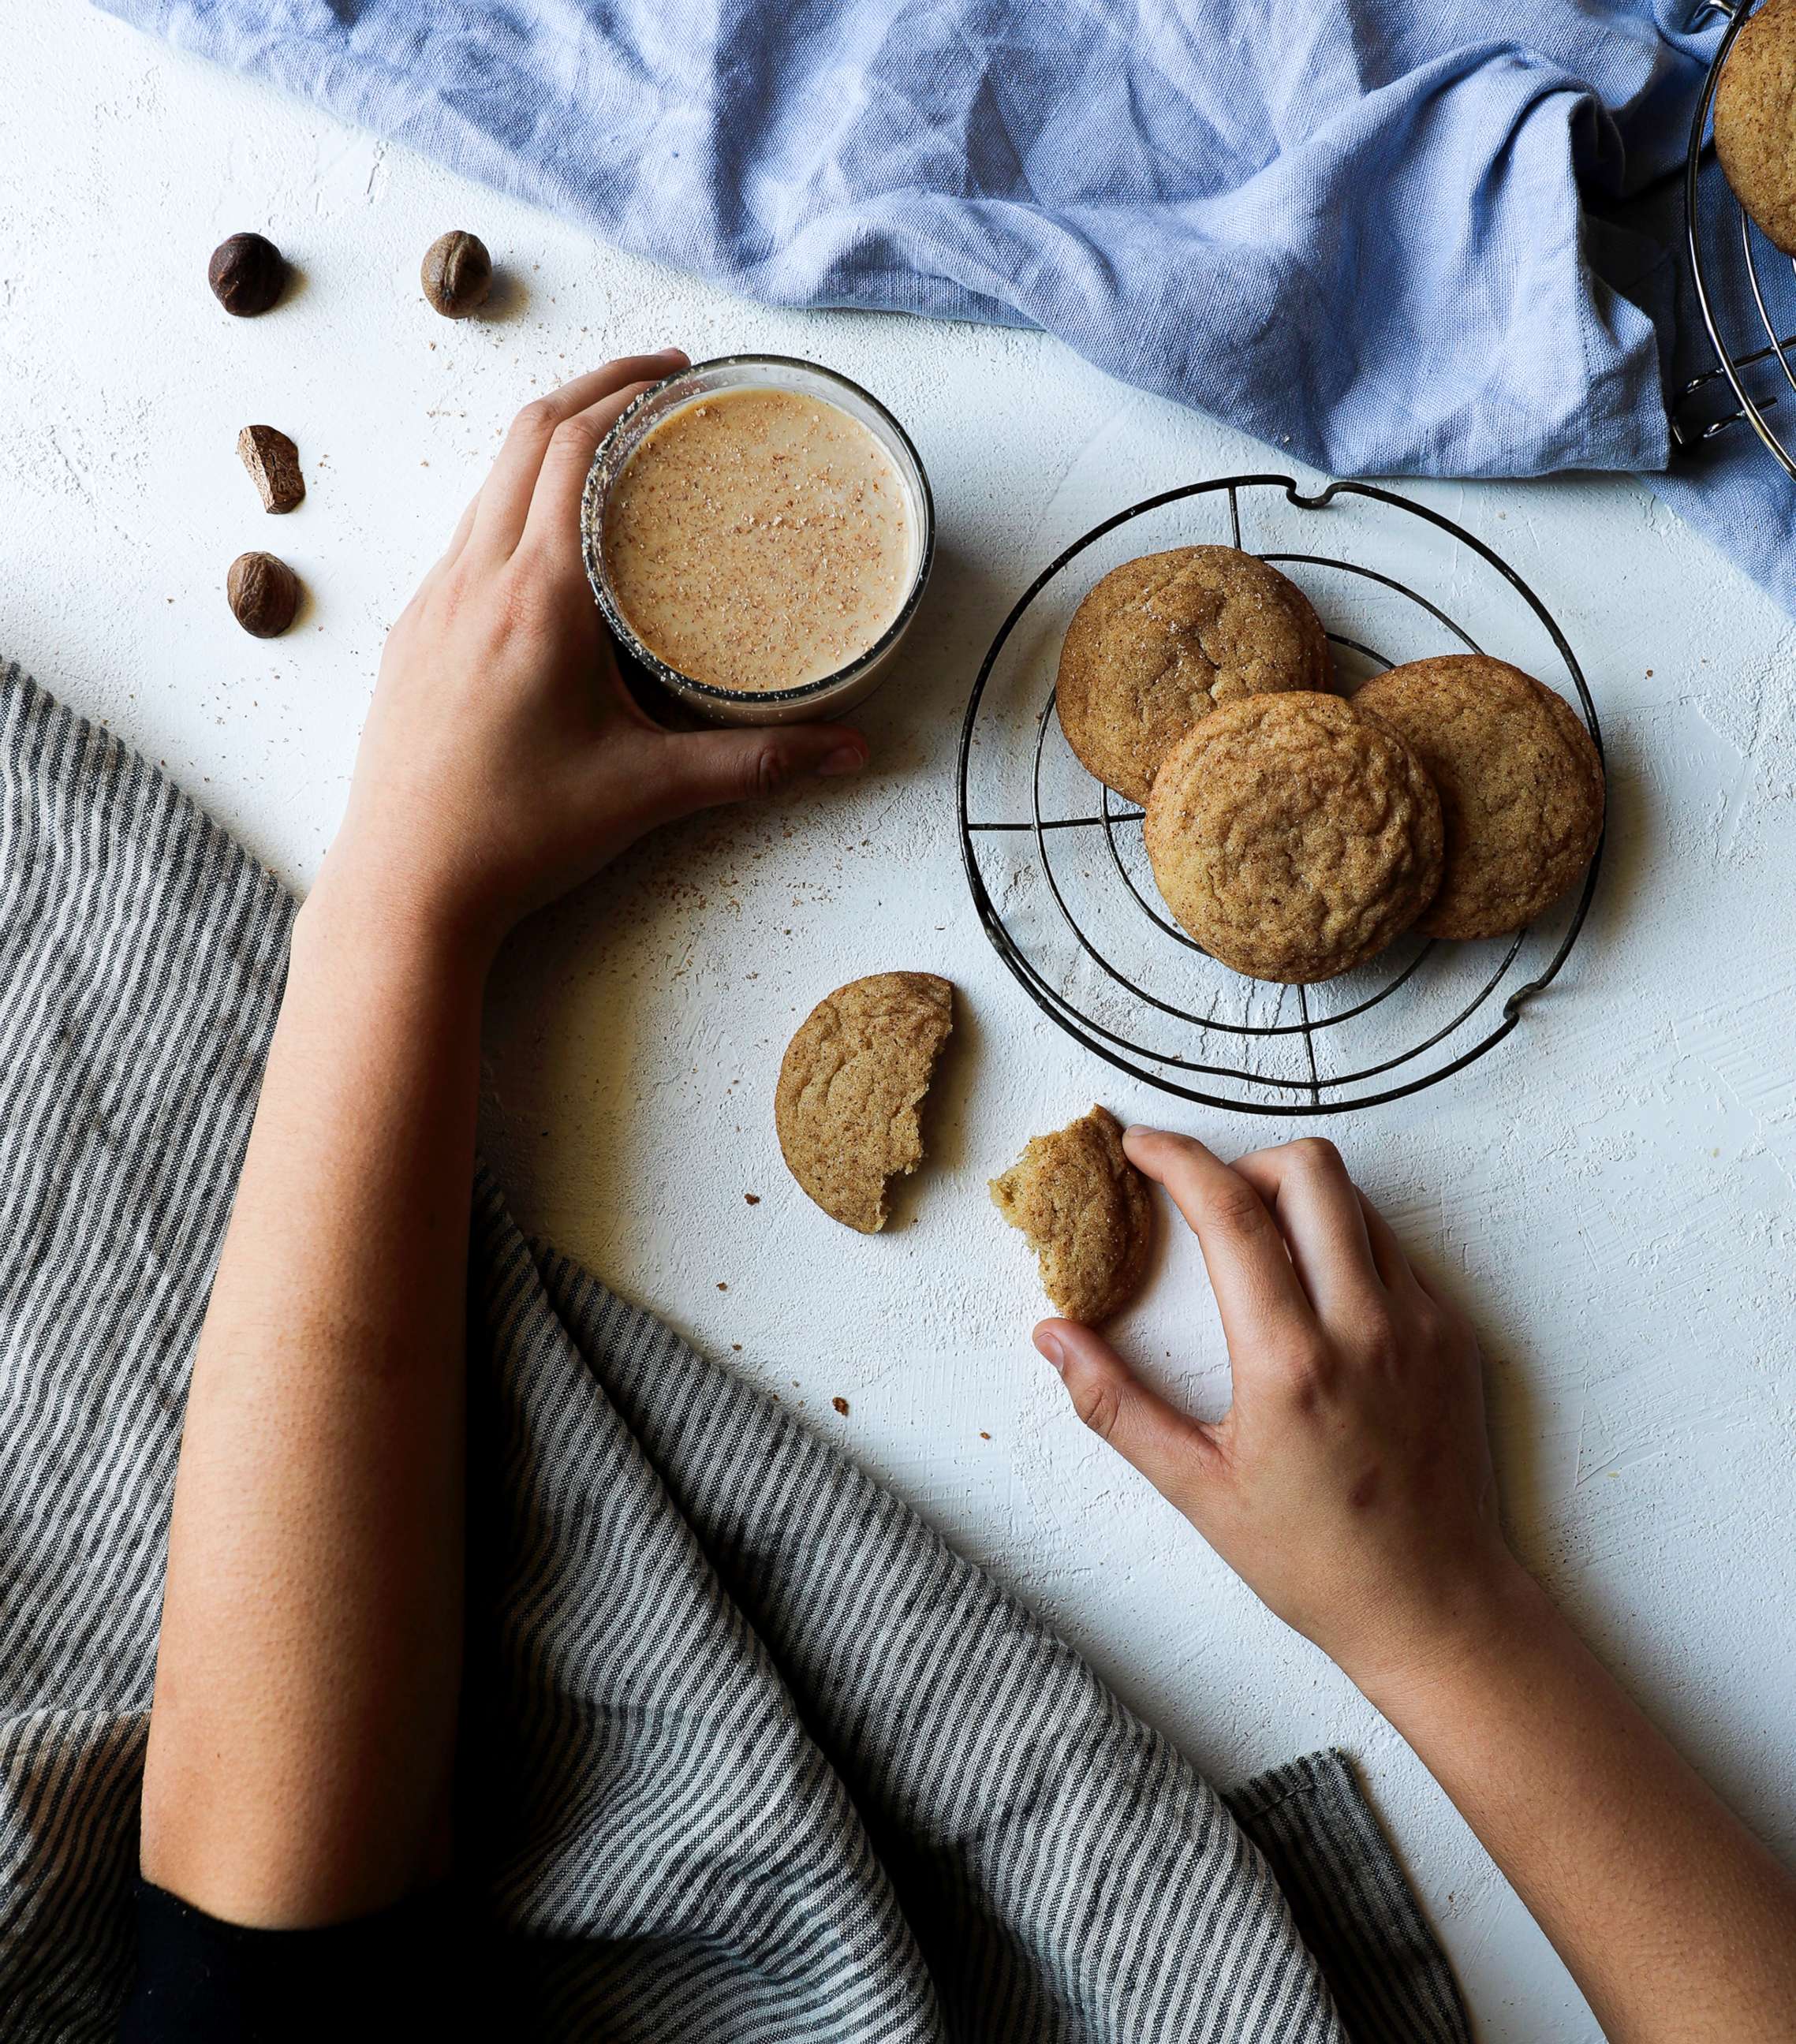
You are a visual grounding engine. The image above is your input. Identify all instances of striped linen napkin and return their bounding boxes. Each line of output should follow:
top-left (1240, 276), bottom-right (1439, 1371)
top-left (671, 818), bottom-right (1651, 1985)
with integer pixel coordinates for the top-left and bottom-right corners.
top-left (0, 662), bottom-right (1469, 2042)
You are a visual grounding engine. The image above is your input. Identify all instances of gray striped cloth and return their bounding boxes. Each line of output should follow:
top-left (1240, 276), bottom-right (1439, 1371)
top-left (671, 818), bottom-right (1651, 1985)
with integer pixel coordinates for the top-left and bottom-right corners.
top-left (0, 662), bottom-right (1473, 2043)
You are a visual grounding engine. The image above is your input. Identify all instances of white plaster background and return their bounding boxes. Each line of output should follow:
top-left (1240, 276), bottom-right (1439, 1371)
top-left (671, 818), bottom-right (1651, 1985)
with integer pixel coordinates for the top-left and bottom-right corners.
top-left (5, 9), bottom-right (1795, 2038)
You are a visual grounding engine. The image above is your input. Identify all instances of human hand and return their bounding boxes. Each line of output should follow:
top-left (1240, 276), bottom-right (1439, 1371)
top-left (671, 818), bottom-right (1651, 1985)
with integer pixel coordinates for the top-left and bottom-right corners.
top-left (319, 352), bottom-right (869, 956)
top-left (1034, 1132), bottom-right (1525, 1699)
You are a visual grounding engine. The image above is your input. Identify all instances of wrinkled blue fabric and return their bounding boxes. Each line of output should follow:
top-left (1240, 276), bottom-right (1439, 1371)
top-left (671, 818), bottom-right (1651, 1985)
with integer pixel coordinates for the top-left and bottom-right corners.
top-left (98, 1), bottom-right (1796, 614)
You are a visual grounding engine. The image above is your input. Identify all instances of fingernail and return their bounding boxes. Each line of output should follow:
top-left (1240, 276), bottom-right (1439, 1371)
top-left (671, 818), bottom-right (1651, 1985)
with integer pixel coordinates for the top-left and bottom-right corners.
top-left (1034, 1331), bottom-right (1065, 1371)
top-left (658, 346), bottom-right (689, 360)
top-left (816, 744), bottom-right (867, 778)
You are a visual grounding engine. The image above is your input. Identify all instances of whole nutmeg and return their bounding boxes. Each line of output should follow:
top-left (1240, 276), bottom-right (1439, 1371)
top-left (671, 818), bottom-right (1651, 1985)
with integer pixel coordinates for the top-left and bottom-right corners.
top-left (208, 232), bottom-right (287, 317)
top-left (420, 230), bottom-right (492, 319)
top-left (226, 551), bottom-right (301, 638)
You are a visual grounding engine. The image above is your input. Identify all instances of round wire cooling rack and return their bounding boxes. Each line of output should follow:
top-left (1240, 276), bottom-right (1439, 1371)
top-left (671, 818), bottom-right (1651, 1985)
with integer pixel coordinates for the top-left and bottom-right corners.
top-left (954, 476), bottom-right (1606, 1117)
top-left (1673, 0), bottom-right (1796, 470)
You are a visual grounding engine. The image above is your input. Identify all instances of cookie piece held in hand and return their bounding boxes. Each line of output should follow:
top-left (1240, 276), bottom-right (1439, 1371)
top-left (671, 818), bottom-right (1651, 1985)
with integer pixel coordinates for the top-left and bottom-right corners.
top-left (775, 972), bottom-right (954, 1233)
top-left (1716, 0), bottom-right (1796, 255)
top-left (990, 1106), bottom-right (1153, 1323)
top-left (1144, 691), bottom-right (1443, 983)
top-left (1352, 655), bottom-right (1604, 940)
top-left (1057, 546), bottom-right (1333, 805)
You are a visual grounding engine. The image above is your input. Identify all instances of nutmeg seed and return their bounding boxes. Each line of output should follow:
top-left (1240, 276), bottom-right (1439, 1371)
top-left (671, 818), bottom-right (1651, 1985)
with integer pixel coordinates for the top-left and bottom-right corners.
top-left (208, 233), bottom-right (287, 317)
top-left (420, 230), bottom-right (493, 319)
top-left (226, 551), bottom-right (301, 637)
top-left (237, 424), bottom-right (306, 514)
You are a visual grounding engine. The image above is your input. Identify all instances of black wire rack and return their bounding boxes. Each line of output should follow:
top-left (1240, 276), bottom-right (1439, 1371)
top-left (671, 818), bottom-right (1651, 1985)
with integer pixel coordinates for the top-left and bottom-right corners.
top-left (1673, 0), bottom-right (1796, 468)
top-left (954, 476), bottom-right (1605, 1116)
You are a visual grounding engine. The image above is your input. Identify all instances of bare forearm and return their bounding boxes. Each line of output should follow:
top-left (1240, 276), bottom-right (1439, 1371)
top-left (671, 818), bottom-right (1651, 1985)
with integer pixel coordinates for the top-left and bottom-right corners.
top-left (136, 352), bottom-right (860, 1928)
top-left (1051, 1133), bottom-right (1796, 2042)
top-left (140, 874), bottom-right (487, 1924)
top-left (1363, 1566), bottom-right (1796, 2044)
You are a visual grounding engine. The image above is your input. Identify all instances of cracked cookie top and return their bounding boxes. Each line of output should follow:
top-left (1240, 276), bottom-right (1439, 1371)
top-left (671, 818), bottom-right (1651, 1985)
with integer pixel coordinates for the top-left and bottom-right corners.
top-left (1056, 545), bottom-right (1333, 807)
top-left (1353, 655), bottom-right (1604, 941)
top-left (1144, 691), bottom-right (1443, 984)
top-left (775, 972), bottom-right (954, 1233)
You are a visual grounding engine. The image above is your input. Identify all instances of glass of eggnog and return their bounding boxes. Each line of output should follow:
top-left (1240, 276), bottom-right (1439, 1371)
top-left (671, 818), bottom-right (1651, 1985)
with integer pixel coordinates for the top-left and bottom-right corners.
top-left (583, 355), bottom-right (935, 726)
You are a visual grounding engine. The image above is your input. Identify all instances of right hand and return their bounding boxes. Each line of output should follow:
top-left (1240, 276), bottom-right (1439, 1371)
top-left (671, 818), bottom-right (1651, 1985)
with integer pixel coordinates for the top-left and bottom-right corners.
top-left (1034, 1131), bottom-right (1529, 1697)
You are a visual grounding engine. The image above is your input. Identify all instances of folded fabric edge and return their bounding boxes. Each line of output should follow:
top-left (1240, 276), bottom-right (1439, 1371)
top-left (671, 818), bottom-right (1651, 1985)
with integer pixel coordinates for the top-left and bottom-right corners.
top-left (1228, 1748), bottom-right (1474, 2044)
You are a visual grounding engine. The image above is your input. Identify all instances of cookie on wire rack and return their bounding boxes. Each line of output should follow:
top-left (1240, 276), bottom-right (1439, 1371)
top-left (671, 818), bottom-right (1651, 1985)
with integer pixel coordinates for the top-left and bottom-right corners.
top-left (1715, 0), bottom-right (1796, 255)
top-left (1144, 691), bottom-right (1443, 984)
top-left (1352, 655), bottom-right (1604, 941)
top-left (1056, 546), bottom-right (1333, 806)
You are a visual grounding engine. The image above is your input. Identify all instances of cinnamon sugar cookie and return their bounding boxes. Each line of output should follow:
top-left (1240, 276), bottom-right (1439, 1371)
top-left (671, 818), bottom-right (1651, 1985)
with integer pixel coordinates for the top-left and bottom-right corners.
top-left (1352, 655), bottom-right (1603, 939)
top-left (1716, 0), bottom-right (1796, 254)
top-left (1057, 546), bottom-right (1333, 805)
top-left (990, 1106), bottom-right (1153, 1322)
top-left (1144, 692), bottom-right (1443, 983)
top-left (775, 972), bottom-right (954, 1233)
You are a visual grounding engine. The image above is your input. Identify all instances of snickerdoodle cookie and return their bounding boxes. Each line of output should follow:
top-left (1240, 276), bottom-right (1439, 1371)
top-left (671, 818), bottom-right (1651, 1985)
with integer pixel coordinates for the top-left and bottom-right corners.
top-left (1716, 0), bottom-right (1796, 254)
top-left (1057, 546), bottom-right (1333, 805)
top-left (1352, 655), bottom-right (1604, 940)
top-left (1144, 692), bottom-right (1443, 983)
top-left (775, 972), bottom-right (954, 1233)
top-left (989, 1106), bottom-right (1153, 1323)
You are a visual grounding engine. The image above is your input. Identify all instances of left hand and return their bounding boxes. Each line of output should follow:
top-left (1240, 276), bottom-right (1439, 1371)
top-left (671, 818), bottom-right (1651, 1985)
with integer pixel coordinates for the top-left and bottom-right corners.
top-left (319, 352), bottom-right (869, 955)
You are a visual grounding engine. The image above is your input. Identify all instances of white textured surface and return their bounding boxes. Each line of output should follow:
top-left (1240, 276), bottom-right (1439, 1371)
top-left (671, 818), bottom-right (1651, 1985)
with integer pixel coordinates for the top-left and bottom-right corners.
top-left (6, 9), bottom-right (1796, 2036)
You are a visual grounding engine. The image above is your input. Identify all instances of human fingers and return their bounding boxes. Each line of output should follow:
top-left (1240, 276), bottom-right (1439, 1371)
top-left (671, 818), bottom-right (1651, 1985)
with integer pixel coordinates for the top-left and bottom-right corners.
top-left (1121, 1128), bottom-right (1315, 1353)
top-left (1354, 1189), bottom-right (1431, 1302)
top-left (618, 722), bottom-right (869, 826)
top-left (439, 487), bottom-right (483, 569)
top-left (1034, 1321), bottom-right (1225, 1519)
top-left (469, 352), bottom-right (688, 558)
top-left (1230, 1139), bottom-right (1383, 1320)
top-left (520, 379), bottom-right (662, 574)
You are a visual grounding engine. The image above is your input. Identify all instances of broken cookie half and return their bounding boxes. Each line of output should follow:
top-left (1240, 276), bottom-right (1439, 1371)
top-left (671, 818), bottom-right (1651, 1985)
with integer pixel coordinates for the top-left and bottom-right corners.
top-left (990, 1105), bottom-right (1153, 1322)
top-left (775, 972), bottom-right (954, 1233)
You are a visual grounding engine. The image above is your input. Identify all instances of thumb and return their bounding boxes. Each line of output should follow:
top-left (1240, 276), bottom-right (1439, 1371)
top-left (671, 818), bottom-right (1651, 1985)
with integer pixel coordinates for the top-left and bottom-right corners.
top-left (652, 724), bottom-right (868, 819)
top-left (1035, 1320), bottom-right (1223, 1521)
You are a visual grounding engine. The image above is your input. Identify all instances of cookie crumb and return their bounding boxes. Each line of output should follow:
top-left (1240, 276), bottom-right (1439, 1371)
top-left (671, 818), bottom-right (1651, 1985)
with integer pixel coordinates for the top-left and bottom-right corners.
top-left (717, 1281), bottom-right (728, 1291)
top-left (980, 1430), bottom-right (991, 1440)
top-left (745, 1192), bottom-right (760, 1204)
top-left (831, 1396), bottom-right (849, 1416)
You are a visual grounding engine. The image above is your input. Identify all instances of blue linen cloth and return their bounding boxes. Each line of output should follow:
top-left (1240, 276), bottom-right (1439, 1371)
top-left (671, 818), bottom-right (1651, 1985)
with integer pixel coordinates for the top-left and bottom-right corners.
top-left (99, 1), bottom-right (1796, 615)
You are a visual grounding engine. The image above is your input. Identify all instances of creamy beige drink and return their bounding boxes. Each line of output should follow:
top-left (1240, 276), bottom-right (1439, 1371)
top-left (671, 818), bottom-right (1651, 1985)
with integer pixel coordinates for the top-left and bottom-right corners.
top-left (601, 386), bottom-right (917, 694)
